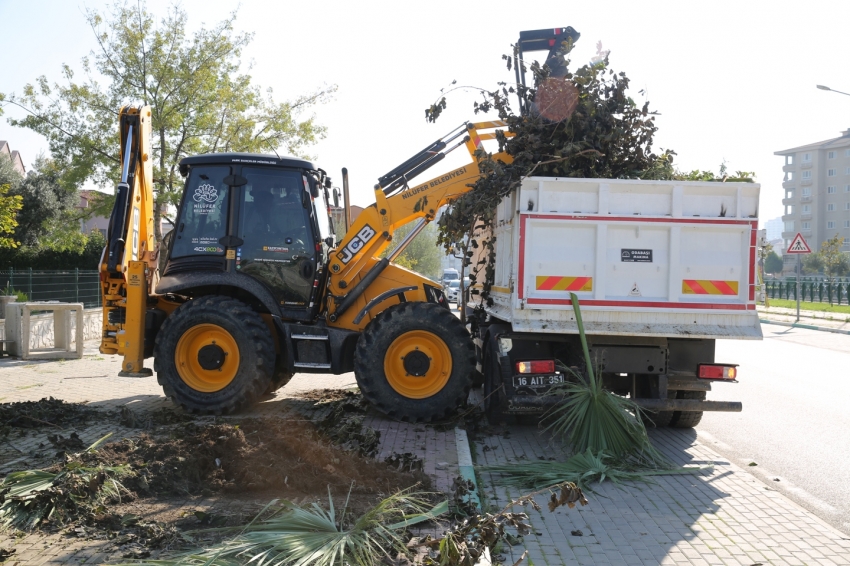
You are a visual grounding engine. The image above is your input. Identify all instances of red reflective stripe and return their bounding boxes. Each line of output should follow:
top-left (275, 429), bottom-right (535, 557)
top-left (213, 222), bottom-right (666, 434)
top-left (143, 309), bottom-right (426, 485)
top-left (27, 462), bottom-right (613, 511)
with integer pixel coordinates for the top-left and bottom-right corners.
top-left (711, 280), bottom-right (736, 295)
top-left (537, 276), bottom-right (560, 290)
top-left (686, 280), bottom-right (708, 294)
top-left (566, 277), bottom-right (591, 291)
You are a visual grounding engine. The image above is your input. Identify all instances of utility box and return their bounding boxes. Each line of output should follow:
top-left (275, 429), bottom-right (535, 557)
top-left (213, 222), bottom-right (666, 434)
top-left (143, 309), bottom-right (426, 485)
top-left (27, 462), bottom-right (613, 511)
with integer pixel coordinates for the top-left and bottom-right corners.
top-left (4, 302), bottom-right (85, 360)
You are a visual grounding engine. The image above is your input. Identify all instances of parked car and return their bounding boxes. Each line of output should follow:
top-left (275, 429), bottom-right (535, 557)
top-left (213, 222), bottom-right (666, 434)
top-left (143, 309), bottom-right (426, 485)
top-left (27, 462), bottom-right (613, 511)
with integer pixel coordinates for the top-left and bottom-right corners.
top-left (440, 269), bottom-right (459, 286)
top-left (444, 278), bottom-right (470, 309)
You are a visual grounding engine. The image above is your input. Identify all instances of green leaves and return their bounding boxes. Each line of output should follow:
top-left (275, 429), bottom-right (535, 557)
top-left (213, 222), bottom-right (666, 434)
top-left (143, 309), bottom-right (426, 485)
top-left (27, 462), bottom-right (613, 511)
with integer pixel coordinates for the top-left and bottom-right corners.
top-left (435, 49), bottom-right (675, 300)
top-left (7, 1), bottom-right (335, 241)
top-left (0, 184), bottom-right (22, 249)
top-left (483, 450), bottom-right (700, 491)
top-left (118, 488), bottom-right (445, 566)
top-left (540, 293), bottom-right (672, 469)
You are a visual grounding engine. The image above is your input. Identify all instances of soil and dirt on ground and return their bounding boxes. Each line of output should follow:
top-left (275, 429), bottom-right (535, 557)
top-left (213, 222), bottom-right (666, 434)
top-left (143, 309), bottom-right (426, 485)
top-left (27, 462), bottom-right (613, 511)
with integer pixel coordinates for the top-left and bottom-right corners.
top-left (0, 389), bottom-right (435, 560)
top-left (0, 398), bottom-right (103, 438)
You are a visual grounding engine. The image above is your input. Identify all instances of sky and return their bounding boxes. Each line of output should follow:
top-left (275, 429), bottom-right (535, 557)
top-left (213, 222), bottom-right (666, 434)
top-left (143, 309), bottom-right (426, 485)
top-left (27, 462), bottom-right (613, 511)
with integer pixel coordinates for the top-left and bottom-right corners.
top-left (1, 0), bottom-right (849, 228)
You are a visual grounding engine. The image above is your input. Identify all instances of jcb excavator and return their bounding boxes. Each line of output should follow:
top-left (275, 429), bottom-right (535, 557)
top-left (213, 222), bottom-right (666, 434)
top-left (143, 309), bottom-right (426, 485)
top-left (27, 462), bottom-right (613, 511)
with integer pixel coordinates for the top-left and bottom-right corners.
top-left (100, 28), bottom-right (578, 421)
top-left (100, 108), bottom-right (513, 420)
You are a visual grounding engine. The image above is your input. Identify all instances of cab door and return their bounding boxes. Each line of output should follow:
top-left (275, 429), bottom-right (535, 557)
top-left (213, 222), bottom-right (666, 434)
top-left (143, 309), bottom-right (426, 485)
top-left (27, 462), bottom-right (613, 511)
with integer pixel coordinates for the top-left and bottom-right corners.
top-left (236, 167), bottom-right (318, 315)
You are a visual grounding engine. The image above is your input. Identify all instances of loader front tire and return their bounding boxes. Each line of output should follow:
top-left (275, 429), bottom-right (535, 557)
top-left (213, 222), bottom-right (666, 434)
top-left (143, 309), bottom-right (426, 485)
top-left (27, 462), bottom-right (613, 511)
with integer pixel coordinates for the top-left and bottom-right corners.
top-left (354, 302), bottom-right (474, 422)
top-left (154, 295), bottom-right (274, 414)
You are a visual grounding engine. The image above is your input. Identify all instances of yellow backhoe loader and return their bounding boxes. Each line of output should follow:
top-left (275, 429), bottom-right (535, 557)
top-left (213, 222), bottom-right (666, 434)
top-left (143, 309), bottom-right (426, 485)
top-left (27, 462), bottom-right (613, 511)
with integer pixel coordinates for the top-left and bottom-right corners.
top-left (99, 107), bottom-right (515, 420)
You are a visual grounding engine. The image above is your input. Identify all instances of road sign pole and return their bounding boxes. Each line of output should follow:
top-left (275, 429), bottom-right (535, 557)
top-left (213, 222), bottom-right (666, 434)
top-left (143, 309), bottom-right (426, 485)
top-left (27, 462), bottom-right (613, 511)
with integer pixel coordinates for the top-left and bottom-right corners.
top-left (796, 254), bottom-right (801, 322)
top-left (785, 232), bottom-right (811, 323)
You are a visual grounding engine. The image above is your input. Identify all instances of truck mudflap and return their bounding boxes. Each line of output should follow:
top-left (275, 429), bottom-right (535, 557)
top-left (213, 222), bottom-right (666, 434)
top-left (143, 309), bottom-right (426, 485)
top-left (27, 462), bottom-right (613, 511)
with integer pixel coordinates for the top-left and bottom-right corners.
top-left (506, 395), bottom-right (741, 414)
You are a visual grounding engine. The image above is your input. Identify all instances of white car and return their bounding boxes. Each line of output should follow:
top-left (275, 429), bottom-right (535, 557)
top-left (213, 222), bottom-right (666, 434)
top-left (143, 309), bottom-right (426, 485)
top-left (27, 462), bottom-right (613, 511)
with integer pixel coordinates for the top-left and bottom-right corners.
top-left (444, 280), bottom-right (461, 303)
top-left (444, 279), bottom-right (470, 309)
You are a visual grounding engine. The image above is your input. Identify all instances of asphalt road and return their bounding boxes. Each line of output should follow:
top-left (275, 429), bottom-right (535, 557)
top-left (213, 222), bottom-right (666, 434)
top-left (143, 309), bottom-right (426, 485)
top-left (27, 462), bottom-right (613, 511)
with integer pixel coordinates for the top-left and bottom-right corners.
top-left (703, 324), bottom-right (850, 535)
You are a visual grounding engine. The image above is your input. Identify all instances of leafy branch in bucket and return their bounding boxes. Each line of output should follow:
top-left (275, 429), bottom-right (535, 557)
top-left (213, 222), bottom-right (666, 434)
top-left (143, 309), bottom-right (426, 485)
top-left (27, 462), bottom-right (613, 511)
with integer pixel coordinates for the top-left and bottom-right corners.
top-left (433, 43), bottom-right (676, 304)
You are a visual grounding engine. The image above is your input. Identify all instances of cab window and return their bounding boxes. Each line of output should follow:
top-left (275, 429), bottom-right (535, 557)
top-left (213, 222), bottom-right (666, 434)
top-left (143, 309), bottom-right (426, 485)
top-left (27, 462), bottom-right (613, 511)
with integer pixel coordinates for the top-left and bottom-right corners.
top-left (171, 166), bottom-right (229, 259)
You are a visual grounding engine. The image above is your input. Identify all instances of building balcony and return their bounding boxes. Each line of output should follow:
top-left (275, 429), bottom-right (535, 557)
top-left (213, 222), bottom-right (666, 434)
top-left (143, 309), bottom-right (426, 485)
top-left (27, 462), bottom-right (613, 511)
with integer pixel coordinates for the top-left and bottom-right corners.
top-left (801, 213), bottom-right (812, 220)
top-left (801, 195), bottom-right (812, 202)
top-left (782, 164), bottom-right (795, 172)
top-left (782, 180), bottom-right (796, 189)
top-left (781, 231), bottom-right (796, 239)
top-left (801, 179), bottom-right (813, 186)
top-left (802, 229), bottom-right (813, 237)
top-left (782, 198), bottom-right (795, 206)
top-left (801, 162), bottom-right (813, 169)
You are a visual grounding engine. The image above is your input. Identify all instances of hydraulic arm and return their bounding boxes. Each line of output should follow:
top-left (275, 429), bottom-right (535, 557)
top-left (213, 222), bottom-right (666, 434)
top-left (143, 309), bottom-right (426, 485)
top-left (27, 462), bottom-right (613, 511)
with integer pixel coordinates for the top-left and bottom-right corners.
top-left (324, 120), bottom-right (512, 328)
top-left (99, 106), bottom-right (156, 376)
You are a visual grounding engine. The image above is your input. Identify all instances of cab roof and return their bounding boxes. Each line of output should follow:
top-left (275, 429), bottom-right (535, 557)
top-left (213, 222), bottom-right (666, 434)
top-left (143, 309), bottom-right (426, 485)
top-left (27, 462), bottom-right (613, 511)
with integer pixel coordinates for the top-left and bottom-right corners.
top-left (179, 153), bottom-right (315, 177)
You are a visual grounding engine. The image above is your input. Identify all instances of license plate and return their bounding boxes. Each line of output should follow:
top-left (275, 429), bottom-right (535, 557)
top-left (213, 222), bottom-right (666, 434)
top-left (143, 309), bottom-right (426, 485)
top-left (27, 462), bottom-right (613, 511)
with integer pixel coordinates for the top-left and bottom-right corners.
top-left (512, 374), bottom-right (565, 388)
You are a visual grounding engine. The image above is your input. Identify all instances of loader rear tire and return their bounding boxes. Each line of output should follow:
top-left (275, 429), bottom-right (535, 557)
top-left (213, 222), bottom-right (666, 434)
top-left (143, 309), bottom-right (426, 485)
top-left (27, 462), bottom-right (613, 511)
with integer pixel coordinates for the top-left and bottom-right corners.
top-left (670, 390), bottom-right (705, 428)
top-left (354, 302), bottom-right (474, 422)
top-left (154, 295), bottom-right (274, 415)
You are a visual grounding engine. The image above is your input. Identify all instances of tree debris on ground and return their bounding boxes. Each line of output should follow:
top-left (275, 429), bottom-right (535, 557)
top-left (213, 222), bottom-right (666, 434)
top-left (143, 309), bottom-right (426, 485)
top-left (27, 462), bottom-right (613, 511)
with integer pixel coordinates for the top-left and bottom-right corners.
top-left (0, 398), bottom-right (102, 437)
top-left (419, 481), bottom-right (587, 566)
top-left (116, 488), bottom-right (447, 566)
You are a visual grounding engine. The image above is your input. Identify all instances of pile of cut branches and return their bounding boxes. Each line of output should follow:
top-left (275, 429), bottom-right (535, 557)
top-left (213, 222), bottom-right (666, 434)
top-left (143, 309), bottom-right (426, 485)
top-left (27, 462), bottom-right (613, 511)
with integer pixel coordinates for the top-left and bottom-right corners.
top-left (432, 41), bottom-right (675, 302)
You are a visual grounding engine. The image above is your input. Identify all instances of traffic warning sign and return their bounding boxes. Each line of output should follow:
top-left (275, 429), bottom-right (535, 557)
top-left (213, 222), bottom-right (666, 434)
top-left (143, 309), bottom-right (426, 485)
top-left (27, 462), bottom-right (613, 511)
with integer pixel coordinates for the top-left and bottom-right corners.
top-left (786, 233), bottom-right (812, 254)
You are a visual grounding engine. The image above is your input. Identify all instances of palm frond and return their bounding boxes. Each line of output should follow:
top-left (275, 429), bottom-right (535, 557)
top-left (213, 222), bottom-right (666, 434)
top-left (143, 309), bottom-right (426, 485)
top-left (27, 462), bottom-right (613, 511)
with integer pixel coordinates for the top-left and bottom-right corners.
top-left (483, 449), bottom-right (702, 491)
top-left (541, 293), bottom-right (672, 468)
top-left (0, 465), bottom-right (132, 532)
top-left (119, 488), bottom-right (447, 566)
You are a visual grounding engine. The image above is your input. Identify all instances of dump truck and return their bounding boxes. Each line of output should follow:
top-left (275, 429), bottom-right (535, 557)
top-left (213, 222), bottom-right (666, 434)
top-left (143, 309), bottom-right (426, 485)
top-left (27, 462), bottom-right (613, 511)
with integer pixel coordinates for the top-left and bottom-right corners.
top-left (467, 176), bottom-right (763, 427)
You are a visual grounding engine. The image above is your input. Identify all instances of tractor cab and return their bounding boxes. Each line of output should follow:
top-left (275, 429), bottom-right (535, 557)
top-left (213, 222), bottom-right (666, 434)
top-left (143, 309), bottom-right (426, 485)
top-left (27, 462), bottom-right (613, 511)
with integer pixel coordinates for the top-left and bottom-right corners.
top-left (161, 153), bottom-right (336, 321)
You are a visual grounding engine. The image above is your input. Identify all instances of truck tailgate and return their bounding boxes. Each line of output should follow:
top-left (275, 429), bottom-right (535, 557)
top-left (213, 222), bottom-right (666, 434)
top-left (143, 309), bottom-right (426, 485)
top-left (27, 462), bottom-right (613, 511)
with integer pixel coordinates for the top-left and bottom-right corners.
top-left (487, 177), bottom-right (763, 340)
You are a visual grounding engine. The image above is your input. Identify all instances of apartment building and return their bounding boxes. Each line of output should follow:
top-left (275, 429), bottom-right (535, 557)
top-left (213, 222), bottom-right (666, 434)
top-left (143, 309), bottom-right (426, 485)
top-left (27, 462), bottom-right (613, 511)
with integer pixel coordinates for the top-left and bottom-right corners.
top-left (774, 129), bottom-right (850, 273)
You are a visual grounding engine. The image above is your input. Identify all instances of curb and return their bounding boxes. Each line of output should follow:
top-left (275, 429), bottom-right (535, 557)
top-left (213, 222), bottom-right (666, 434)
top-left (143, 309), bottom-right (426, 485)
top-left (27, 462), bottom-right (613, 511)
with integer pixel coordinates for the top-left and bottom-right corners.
top-left (759, 318), bottom-right (850, 336)
top-left (454, 428), bottom-right (481, 510)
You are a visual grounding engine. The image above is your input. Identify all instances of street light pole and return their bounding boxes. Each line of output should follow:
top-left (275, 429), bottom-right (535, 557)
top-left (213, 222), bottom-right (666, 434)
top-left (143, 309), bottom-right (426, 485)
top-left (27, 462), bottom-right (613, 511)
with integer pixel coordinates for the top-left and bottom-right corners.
top-left (816, 85), bottom-right (850, 97)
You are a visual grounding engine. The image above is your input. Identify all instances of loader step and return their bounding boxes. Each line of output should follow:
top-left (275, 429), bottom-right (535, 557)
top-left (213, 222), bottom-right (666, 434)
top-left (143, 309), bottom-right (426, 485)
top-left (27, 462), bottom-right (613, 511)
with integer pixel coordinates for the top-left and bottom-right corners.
top-left (291, 334), bottom-right (329, 341)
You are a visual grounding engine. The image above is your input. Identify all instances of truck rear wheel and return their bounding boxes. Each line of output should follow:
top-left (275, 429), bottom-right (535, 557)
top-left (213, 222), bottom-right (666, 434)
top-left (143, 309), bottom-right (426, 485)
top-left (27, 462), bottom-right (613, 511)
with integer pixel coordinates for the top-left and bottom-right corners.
top-left (670, 390), bottom-right (705, 428)
top-left (483, 333), bottom-right (508, 424)
top-left (154, 295), bottom-right (274, 414)
top-left (354, 302), bottom-right (474, 422)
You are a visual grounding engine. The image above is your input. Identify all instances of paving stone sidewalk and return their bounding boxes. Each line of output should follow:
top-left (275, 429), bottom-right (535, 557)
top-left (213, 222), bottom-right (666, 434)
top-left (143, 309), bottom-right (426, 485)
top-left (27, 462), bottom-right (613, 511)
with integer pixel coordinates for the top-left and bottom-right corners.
top-left (474, 421), bottom-right (850, 565)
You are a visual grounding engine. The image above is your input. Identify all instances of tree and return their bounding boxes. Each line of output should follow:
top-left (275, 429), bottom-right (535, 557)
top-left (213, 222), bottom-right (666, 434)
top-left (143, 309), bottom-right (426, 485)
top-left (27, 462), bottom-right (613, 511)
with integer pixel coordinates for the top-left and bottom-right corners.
top-left (819, 235), bottom-right (850, 280)
top-left (7, 156), bottom-right (80, 249)
top-left (0, 184), bottom-right (23, 249)
top-left (764, 251), bottom-right (783, 276)
top-left (384, 222), bottom-right (442, 281)
top-left (4, 2), bottom-right (335, 241)
top-left (0, 154), bottom-right (24, 249)
top-left (803, 252), bottom-right (824, 275)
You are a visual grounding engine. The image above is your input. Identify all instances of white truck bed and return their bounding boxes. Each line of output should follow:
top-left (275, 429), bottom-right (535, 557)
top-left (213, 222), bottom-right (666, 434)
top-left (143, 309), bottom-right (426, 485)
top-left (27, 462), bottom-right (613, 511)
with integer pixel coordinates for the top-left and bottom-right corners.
top-left (484, 177), bottom-right (763, 340)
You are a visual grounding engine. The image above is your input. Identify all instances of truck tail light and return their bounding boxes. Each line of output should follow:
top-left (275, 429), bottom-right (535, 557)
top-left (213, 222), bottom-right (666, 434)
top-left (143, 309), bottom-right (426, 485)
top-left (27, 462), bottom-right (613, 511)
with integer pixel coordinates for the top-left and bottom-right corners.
top-left (516, 360), bottom-right (555, 374)
top-left (698, 364), bottom-right (738, 380)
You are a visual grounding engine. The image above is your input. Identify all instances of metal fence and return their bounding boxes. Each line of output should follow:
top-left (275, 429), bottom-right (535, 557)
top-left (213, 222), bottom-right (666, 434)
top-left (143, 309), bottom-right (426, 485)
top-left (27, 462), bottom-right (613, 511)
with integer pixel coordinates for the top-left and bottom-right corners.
top-left (765, 279), bottom-right (850, 305)
top-left (0, 269), bottom-right (101, 308)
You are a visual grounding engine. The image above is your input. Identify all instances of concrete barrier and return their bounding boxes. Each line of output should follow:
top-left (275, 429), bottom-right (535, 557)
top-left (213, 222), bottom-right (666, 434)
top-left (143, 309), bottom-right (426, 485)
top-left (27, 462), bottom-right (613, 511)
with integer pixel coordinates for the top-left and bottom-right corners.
top-left (0, 305), bottom-right (102, 358)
